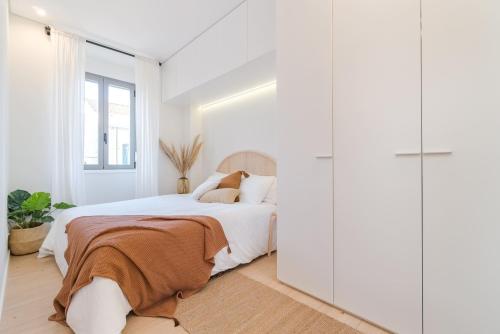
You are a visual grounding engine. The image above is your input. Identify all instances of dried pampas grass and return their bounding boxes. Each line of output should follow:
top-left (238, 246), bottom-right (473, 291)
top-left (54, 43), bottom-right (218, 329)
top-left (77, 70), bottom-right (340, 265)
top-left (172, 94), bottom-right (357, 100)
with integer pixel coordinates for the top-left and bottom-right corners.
top-left (160, 135), bottom-right (203, 178)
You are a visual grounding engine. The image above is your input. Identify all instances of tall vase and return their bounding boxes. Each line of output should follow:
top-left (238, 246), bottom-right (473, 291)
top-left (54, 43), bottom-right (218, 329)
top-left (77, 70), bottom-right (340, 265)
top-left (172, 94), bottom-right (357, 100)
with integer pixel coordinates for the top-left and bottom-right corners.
top-left (177, 177), bottom-right (190, 194)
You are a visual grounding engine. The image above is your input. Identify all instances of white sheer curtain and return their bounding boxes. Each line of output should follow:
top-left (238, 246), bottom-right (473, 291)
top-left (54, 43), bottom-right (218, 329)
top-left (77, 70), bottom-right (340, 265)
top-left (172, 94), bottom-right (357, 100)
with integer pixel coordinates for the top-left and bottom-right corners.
top-left (50, 30), bottom-right (86, 205)
top-left (135, 57), bottom-right (160, 198)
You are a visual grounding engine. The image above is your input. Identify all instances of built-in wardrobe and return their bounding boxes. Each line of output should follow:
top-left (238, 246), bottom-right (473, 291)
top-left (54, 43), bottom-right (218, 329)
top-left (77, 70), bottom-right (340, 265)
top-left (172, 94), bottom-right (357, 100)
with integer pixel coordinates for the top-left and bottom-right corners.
top-left (277, 0), bottom-right (500, 333)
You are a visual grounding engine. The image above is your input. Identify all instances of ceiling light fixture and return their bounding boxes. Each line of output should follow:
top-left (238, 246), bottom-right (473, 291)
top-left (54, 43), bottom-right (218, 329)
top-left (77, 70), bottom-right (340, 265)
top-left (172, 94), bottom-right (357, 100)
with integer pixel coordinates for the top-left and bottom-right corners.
top-left (198, 80), bottom-right (277, 112)
top-left (32, 6), bottom-right (47, 17)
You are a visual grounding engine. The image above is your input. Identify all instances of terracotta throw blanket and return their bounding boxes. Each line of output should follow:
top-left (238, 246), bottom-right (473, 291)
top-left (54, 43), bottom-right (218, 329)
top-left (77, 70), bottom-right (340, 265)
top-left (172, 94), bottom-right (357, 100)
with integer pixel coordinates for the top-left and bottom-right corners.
top-left (50, 215), bottom-right (229, 326)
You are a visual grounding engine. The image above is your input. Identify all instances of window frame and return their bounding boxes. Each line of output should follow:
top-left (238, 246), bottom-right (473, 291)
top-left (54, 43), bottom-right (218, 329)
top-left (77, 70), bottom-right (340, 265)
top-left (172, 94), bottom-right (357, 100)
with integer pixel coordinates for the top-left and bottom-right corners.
top-left (84, 72), bottom-right (136, 170)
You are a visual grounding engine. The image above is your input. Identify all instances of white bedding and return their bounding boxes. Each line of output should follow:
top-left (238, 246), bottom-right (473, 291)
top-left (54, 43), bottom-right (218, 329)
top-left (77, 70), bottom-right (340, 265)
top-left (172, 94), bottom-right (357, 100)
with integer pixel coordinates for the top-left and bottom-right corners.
top-left (39, 194), bottom-right (276, 334)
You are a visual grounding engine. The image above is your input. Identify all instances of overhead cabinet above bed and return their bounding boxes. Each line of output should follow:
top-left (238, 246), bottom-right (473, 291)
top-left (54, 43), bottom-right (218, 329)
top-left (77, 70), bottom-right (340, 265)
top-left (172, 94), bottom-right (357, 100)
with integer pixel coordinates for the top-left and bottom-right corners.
top-left (161, 0), bottom-right (276, 101)
top-left (277, 0), bottom-right (500, 333)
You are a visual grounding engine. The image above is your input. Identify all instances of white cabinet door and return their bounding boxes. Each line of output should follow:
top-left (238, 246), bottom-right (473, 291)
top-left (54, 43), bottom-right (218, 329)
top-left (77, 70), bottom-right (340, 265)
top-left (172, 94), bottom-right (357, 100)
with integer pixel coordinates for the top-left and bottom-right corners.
top-left (422, 0), bottom-right (500, 333)
top-left (276, 0), bottom-right (334, 303)
top-left (332, 0), bottom-right (422, 333)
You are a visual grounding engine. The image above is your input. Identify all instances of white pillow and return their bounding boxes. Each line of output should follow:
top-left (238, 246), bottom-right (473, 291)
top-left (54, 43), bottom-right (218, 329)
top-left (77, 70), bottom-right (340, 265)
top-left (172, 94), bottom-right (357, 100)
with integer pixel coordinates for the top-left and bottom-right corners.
top-left (263, 178), bottom-right (277, 205)
top-left (239, 174), bottom-right (275, 204)
top-left (191, 173), bottom-right (226, 200)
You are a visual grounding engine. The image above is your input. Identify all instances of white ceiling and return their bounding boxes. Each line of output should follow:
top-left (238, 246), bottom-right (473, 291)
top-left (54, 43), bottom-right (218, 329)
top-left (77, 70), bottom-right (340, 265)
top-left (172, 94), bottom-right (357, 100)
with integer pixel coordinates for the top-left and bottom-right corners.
top-left (10, 0), bottom-right (244, 61)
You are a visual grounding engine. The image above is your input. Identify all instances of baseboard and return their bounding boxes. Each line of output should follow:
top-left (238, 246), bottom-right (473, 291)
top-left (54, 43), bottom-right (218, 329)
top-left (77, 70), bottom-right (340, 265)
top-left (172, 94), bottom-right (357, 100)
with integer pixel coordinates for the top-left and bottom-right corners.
top-left (0, 250), bottom-right (9, 321)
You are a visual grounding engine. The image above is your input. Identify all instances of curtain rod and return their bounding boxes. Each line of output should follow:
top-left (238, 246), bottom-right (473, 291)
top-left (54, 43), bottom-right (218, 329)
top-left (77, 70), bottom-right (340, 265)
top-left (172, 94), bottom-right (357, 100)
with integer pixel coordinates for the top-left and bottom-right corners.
top-left (45, 26), bottom-right (162, 66)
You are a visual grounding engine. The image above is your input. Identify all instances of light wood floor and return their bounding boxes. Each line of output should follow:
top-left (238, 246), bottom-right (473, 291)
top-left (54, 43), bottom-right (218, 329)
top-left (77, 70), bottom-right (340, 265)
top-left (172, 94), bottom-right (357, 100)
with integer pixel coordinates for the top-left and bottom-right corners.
top-left (0, 254), bottom-right (389, 334)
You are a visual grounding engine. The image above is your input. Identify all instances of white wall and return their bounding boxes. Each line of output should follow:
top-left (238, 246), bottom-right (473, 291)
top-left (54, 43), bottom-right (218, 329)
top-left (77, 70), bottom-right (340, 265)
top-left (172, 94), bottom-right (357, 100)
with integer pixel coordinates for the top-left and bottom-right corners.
top-left (158, 104), bottom-right (188, 194)
top-left (163, 52), bottom-right (277, 188)
top-left (86, 43), bottom-right (135, 83)
top-left (8, 15), bottom-right (52, 194)
top-left (195, 90), bottom-right (276, 180)
top-left (160, 91), bottom-right (277, 192)
top-left (196, 54), bottom-right (276, 181)
top-left (84, 170), bottom-right (136, 205)
top-left (158, 0), bottom-right (277, 190)
top-left (7, 16), bottom-right (149, 204)
top-left (0, 0), bottom-right (10, 319)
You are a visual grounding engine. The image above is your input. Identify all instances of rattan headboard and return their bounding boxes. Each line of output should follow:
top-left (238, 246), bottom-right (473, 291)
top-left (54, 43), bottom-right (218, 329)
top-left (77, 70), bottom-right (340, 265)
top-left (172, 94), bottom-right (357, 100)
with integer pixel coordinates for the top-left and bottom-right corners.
top-left (216, 151), bottom-right (276, 176)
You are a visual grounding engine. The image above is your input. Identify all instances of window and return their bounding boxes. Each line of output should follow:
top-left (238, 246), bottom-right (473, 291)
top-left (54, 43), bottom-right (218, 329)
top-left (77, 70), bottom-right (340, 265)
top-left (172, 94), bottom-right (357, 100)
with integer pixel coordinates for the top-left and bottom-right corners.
top-left (84, 73), bottom-right (136, 170)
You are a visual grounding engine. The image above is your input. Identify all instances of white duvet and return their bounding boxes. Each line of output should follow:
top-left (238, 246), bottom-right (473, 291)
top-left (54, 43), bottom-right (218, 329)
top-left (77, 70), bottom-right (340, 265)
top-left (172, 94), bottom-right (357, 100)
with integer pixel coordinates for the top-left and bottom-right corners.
top-left (39, 194), bottom-right (276, 334)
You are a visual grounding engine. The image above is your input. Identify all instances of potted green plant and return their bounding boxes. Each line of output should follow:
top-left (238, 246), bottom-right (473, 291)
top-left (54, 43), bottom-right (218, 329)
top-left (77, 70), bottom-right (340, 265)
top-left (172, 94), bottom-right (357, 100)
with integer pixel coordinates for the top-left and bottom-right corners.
top-left (7, 190), bottom-right (75, 255)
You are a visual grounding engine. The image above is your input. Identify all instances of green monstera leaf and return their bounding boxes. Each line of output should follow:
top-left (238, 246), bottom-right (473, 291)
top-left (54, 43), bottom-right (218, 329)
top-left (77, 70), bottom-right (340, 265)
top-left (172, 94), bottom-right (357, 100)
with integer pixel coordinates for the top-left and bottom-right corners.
top-left (32, 215), bottom-right (54, 224)
top-left (8, 190), bottom-right (31, 211)
top-left (31, 209), bottom-right (50, 219)
top-left (6, 190), bottom-right (75, 230)
top-left (21, 192), bottom-right (52, 212)
top-left (40, 216), bottom-right (55, 223)
top-left (53, 202), bottom-right (76, 210)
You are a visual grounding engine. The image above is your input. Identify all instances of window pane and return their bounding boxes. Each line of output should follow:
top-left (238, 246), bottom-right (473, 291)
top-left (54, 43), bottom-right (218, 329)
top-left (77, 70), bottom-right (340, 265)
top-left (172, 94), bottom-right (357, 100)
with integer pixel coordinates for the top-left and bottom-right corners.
top-left (84, 80), bottom-right (99, 165)
top-left (107, 85), bottom-right (131, 166)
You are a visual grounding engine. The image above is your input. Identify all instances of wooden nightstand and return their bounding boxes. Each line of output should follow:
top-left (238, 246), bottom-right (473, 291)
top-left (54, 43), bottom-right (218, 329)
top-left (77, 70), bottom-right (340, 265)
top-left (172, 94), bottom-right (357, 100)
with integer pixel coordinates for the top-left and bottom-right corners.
top-left (267, 212), bottom-right (277, 256)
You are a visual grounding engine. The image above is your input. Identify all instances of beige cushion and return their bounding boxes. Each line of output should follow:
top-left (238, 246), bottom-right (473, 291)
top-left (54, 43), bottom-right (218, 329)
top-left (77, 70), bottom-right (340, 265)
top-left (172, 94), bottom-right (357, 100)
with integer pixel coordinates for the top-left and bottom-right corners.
top-left (199, 188), bottom-right (240, 204)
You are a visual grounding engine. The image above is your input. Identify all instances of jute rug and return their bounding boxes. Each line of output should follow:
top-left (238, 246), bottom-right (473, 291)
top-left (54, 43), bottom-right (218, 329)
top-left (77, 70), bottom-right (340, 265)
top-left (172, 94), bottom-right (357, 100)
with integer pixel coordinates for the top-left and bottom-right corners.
top-left (176, 271), bottom-right (360, 334)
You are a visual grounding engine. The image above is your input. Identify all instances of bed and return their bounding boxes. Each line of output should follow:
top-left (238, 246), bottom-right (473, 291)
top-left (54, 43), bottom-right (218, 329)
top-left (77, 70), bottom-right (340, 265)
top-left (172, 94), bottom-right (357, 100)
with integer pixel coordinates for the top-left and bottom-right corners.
top-left (39, 151), bottom-right (277, 334)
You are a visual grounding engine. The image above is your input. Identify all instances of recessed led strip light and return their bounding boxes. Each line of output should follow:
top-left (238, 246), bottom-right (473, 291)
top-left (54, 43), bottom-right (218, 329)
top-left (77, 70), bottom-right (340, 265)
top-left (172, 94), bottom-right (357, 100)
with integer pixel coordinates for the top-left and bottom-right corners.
top-left (198, 80), bottom-right (277, 112)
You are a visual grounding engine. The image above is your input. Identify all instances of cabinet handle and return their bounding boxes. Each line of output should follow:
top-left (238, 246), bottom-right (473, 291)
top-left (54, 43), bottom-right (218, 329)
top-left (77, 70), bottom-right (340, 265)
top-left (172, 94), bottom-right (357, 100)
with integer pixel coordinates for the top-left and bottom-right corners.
top-left (315, 155), bottom-right (333, 159)
top-left (423, 150), bottom-right (453, 156)
top-left (395, 151), bottom-right (420, 156)
top-left (395, 150), bottom-right (453, 157)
